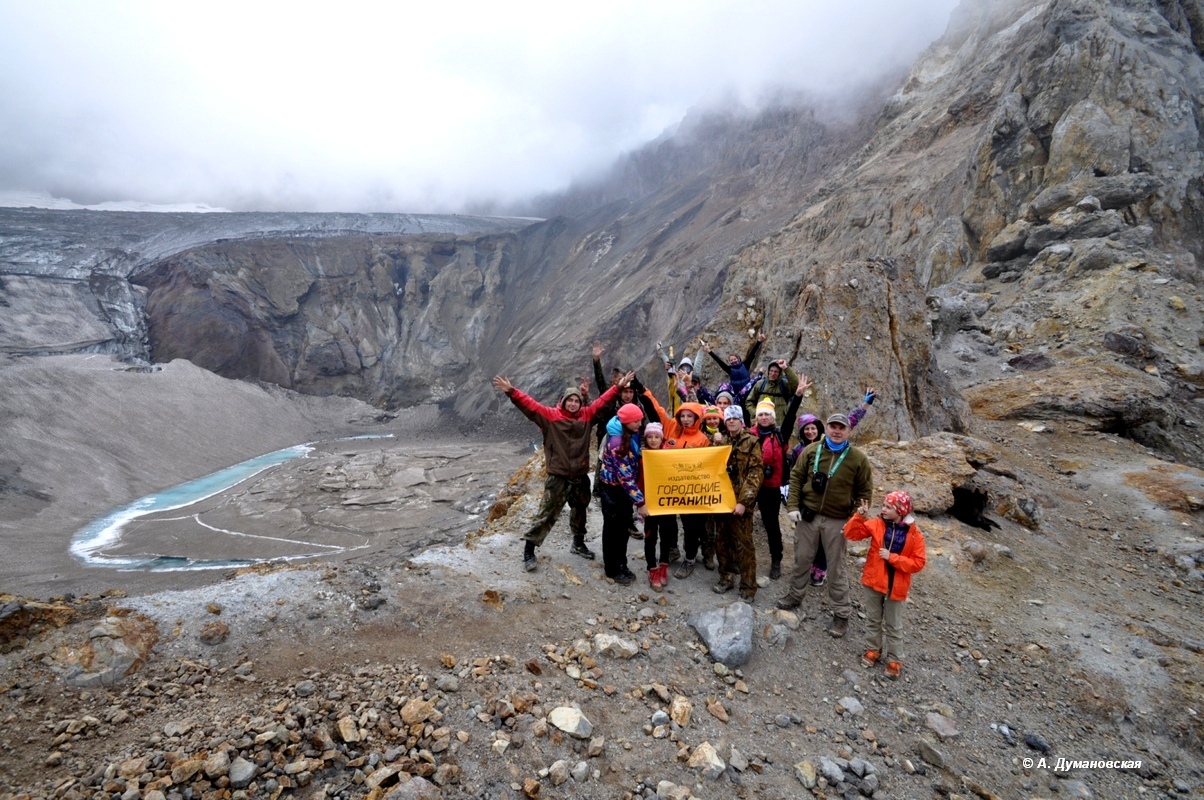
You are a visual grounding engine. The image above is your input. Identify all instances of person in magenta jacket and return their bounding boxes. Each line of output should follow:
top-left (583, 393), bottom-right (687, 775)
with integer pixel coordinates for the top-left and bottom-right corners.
top-left (844, 490), bottom-right (927, 679)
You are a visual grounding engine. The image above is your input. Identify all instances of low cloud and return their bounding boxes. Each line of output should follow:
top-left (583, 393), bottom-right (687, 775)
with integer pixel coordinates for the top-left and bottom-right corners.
top-left (0, 1), bottom-right (961, 213)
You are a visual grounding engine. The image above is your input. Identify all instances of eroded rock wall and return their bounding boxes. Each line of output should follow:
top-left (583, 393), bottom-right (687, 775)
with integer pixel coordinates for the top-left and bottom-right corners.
top-left (133, 235), bottom-right (517, 408)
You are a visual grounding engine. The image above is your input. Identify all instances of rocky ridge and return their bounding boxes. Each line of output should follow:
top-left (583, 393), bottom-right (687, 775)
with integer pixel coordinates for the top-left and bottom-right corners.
top-left (2, 415), bottom-right (1203, 799)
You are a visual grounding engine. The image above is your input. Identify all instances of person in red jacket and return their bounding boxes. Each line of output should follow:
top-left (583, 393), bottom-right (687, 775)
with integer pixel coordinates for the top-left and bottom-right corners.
top-left (493, 371), bottom-right (629, 572)
top-left (843, 490), bottom-right (927, 679)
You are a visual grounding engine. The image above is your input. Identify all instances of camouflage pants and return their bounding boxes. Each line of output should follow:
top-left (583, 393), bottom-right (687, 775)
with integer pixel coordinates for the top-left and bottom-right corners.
top-left (715, 512), bottom-right (757, 595)
top-left (523, 474), bottom-right (591, 546)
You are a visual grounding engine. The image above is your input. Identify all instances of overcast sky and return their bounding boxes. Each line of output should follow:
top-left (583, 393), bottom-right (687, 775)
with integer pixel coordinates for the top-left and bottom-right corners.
top-left (0, 1), bottom-right (962, 213)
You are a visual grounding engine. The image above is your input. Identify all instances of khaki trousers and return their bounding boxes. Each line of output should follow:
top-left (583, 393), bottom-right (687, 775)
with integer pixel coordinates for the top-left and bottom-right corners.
top-left (715, 512), bottom-right (757, 596)
top-left (523, 474), bottom-right (590, 546)
top-left (863, 586), bottom-right (906, 661)
top-left (783, 514), bottom-right (851, 620)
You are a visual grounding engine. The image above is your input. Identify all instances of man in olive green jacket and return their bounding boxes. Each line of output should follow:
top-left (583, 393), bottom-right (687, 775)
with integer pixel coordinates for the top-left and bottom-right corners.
top-left (776, 413), bottom-right (873, 637)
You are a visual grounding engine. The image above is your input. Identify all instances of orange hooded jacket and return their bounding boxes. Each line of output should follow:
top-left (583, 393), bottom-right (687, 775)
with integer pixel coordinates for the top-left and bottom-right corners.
top-left (843, 515), bottom-right (926, 601)
top-left (642, 392), bottom-right (710, 449)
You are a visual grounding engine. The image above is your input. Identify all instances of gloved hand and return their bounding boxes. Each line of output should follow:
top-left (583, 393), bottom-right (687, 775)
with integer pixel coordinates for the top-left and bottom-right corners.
top-left (787, 510), bottom-right (802, 523)
top-left (865, 388), bottom-right (877, 405)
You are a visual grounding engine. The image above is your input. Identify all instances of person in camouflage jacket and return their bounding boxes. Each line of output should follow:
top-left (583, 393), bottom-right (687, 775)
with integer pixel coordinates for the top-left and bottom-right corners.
top-left (712, 406), bottom-right (764, 600)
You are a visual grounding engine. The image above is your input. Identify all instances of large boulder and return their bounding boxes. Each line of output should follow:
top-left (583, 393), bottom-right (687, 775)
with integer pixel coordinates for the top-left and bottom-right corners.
top-left (964, 358), bottom-right (1171, 431)
top-left (690, 601), bottom-right (754, 667)
top-left (864, 434), bottom-right (997, 515)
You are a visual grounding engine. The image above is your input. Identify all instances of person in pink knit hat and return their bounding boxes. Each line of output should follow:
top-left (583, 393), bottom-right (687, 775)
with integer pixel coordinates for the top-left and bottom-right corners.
top-left (844, 490), bottom-right (927, 679)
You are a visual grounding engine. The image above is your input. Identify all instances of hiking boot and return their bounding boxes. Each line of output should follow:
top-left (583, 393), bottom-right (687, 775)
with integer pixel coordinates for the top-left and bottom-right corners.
top-left (570, 536), bottom-right (596, 560)
top-left (828, 615), bottom-right (849, 638)
top-left (648, 568), bottom-right (663, 591)
top-left (674, 558), bottom-right (695, 579)
top-left (629, 527), bottom-right (643, 539)
top-left (712, 575), bottom-right (734, 594)
top-left (861, 649), bottom-right (881, 668)
top-left (667, 546), bottom-right (682, 564)
top-left (657, 563), bottom-right (670, 588)
top-left (810, 567), bottom-right (827, 587)
top-left (523, 541), bottom-right (537, 572)
top-left (614, 568), bottom-right (635, 586)
top-left (775, 595), bottom-right (801, 610)
top-left (885, 661), bottom-right (902, 679)
top-left (738, 590), bottom-right (756, 602)
top-left (769, 560), bottom-right (782, 580)
top-left (702, 556), bottom-right (716, 571)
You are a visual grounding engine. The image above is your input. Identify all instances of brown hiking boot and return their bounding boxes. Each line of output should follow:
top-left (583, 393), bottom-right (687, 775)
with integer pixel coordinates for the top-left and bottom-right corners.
top-left (570, 536), bottom-right (596, 560)
top-left (712, 575), bottom-right (734, 594)
top-left (775, 595), bottom-right (801, 610)
top-left (674, 558), bottom-right (695, 579)
top-left (828, 616), bottom-right (849, 638)
top-left (738, 590), bottom-right (756, 602)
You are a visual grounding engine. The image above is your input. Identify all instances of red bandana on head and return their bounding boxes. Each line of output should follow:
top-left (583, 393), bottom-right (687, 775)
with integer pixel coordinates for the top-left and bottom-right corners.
top-left (884, 491), bottom-right (913, 519)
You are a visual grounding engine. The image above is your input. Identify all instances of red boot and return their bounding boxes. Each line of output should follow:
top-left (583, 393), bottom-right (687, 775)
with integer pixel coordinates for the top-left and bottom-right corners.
top-left (656, 563), bottom-right (670, 589)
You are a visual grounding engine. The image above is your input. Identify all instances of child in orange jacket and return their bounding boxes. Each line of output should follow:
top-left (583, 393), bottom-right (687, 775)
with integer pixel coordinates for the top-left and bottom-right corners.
top-left (844, 491), bottom-right (926, 679)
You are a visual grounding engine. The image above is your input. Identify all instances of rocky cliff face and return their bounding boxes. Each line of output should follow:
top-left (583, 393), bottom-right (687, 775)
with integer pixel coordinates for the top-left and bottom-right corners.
top-left (0, 210), bottom-right (528, 361)
top-left (133, 234), bottom-right (518, 408)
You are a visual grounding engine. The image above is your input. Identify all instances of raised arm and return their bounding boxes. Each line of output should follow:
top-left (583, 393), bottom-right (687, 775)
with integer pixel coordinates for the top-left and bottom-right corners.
top-left (591, 340), bottom-right (608, 394)
top-left (780, 373), bottom-right (811, 439)
top-left (743, 333), bottom-right (765, 369)
top-left (494, 376), bottom-right (553, 427)
top-left (848, 387), bottom-right (876, 429)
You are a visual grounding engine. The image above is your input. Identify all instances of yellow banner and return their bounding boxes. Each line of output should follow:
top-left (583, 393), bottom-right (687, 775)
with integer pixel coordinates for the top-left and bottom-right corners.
top-left (642, 446), bottom-right (736, 515)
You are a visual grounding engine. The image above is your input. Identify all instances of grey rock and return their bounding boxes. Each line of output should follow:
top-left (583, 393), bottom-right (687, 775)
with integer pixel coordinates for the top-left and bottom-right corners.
top-left (687, 741), bottom-right (725, 780)
top-left (838, 696), bottom-right (864, 716)
top-left (849, 757), bottom-right (874, 777)
top-left (818, 756), bottom-right (846, 785)
top-left (227, 757), bottom-right (257, 789)
top-left (689, 601), bottom-right (754, 667)
top-left (383, 776), bottom-right (441, 799)
top-left (762, 623), bottom-right (790, 648)
top-left (548, 707), bottom-right (592, 739)
top-left (163, 720), bottom-right (192, 737)
top-left (774, 714), bottom-right (792, 728)
top-left (916, 740), bottom-right (946, 769)
top-left (655, 781), bottom-right (690, 800)
top-left (593, 633), bottom-right (639, 658)
top-left (203, 750), bottom-right (231, 779)
top-left (861, 772), bottom-right (880, 793)
top-left (548, 759), bottom-right (570, 787)
top-left (294, 679), bottom-right (316, 697)
top-left (435, 675), bottom-right (460, 693)
top-left (729, 745), bottom-right (749, 773)
top-left (571, 761), bottom-right (590, 782)
top-left (651, 710), bottom-right (671, 726)
top-left (1024, 732), bottom-right (1051, 753)
top-left (926, 712), bottom-right (959, 740)
top-left (1062, 779), bottom-right (1094, 799)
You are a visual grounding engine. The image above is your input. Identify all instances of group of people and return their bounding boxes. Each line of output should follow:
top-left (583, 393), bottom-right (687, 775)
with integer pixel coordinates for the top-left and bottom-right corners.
top-left (492, 335), bottom-right (927, 678)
